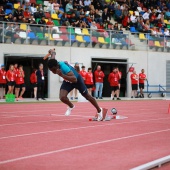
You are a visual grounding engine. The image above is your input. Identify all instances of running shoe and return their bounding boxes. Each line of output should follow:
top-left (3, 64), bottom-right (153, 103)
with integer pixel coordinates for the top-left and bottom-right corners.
top-left (117, 98), bottom-right (121, 100)
top-left (97, 108), bottom-right (103, 121)
top-left (65, 105), bottom-right (75, 116)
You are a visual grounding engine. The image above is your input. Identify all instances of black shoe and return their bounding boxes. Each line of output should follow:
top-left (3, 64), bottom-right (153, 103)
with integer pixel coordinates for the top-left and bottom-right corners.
top-left (117, 98), bottom-right (121, 100)
top-left (135, 96), bottom-right (138, 98)
top-left (96, 97), bottom-right (98, 99)
top-left (99, 97), bottom-right (103, 99)
top-left (112, 98), bottom-right (114, 100)
top-left (131, 96), bottom-right (133, 98)
top-left (36, 98), bottom-right (39, 101)
top-left (41, 98), bottom-right (46, 100)
top-left (75, 97), bottom-right (78, 99)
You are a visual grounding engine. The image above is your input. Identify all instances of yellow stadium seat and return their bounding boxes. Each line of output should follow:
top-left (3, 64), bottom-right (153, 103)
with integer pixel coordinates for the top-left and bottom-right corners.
top-left (164, 20), bottom-right (168, 24)
top-left (154, 41), bottom-right (162, 47)
top-left (20, 24), bottom-right (27, 31)
top-left (45, 19), bottom-right (48, 23)
top-left (139, 33), bottom-right (146, 40)
top-left (51, 14), bottom-right (60, 20)
top-left (129, 10), bottom-right (133, 15)
top-left (76, 35), bottom-right (85, 42)
top-left (14, 3), bottom-right (20, 9)
top-left (45, 33), bottom-right (54, 40)
top-left (98, 37), bottom-right (108, 44)
top-left (82, 28), bottom-right (90, 35)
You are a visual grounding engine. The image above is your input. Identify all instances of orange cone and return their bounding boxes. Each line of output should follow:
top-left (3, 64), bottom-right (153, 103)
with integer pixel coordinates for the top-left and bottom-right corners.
top-left (168, 104), bottom-right (170, 114)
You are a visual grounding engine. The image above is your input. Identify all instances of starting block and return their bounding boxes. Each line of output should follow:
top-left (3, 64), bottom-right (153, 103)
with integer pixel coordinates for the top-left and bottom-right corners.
top-left (89, 108), bottom-right (128, 121)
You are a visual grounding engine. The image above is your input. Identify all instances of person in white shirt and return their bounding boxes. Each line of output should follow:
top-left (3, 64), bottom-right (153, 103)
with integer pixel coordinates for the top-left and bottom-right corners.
top-left (164, 28), bottom-right (170, 36)
top-left (142, 11), bottom-right (150, 20)
top-left (130, 12), bottom-right (137, 27)
top-left (84, 0), bottom-right (91, 7)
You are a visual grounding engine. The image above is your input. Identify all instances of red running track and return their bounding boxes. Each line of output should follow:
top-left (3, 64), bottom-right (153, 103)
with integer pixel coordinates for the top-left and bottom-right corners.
top-left (0, 100), bottom-right (170, 170)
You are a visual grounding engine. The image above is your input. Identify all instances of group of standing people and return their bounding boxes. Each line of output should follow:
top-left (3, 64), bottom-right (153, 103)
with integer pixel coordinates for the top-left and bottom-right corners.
top-left (70, 63), bottom-right (122, 100)
top-left (130, 69), bottom-right (147, 98)
top-left (0, 63), bottom-right (26, 100)
top-left (0, 62), bottom-right (46, 101)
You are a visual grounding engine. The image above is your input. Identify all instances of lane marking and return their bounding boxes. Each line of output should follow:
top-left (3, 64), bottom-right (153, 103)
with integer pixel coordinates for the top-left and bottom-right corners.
top-left (0, 117), bottom-right (170, 140)
top-left (0, 128), bottom-right (170, 165)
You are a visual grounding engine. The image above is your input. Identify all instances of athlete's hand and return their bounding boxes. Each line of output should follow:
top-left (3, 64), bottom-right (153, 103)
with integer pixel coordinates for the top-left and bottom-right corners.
top-left (56, 69), bottom-right (63, 76)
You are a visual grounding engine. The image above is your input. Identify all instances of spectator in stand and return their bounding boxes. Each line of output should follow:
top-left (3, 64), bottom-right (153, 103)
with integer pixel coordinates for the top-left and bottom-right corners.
top-left (65, 0), bottom-right (73, 14)
top-left (15, 65), bottom-right (26, 101)
top-left (0, 6), bottom-right (5, 21)
top-left (60, 13), bottom-right (69, 26)
top-left (36, 63), bottom-right (45, 101)
top-left (130, 12), bottom-right (137, 28)
top-left (13, 6), bottom-right (23, 21)
top-left (30, 3), bottom-right (37, 15)
top-left (5, 23), bottom-right (18, 44)
top-left (115, 5), bottom-right (123, 23)
top-left (23, 7), bottom-right (31, 19)
top-left (151, 26), bottom-right (159, 36)
top-left (130, 70), bottom-right (138, 98)
top-left (130, 0), bottom-right (138, 11)
top-left (38, 16), bottom-right (46, 33)
top-left (23, 2), bottom-right (31, 12)
top-left (46, 17), bottom-right (54, 32)
top-left (94, 9), bottom-right (102, 24)
top-left (149, 11), bottom-right (158, 25)
top-left (84, 0), bottom-right (91, 11)
top-left (30, 68), bottom-right (37, 99)
top-left (0, 64), bottom-right (7, 99)
top-left (164, 28), bottom-right (170, 36)
top-left (34, 9), bottom-right (45, 20)
top-left (107, 1), bottom-right (114, 20)
top-left (37, 4), bottom-right (44, 12)
top-left (6, 64), bottom-right (15, 94)
top-left (5, 13), bottom-right (13, 22)
top-left (143, 10), bottom-right (150, 21)
top-left (28, 14), bottom-right (37, 32)
top-left (143, 19), bottom-right (152, 33)
top-left (139, 69), bottom-right (147, 98)
top-left (122, 13), bottom-right (130, 29)
top-left (136, 18), bottom-right (145, 32)
top-left (165, 8), bottom-right (170, 20)
top-left (102, 8), bottom-right (110, 22)
top-left (94, 65), bottom-right (105, 99)
top-left (108, 67), bottom-right (121, 100)
top-left (91, 21), bottom-right (97, 31)
top-left (69, 12), bottom-right (80, 27)
top-left (85, 68), bottom-right (93, 95)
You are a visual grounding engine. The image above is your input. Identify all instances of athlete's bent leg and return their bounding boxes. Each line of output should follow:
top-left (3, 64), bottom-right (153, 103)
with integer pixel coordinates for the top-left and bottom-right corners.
top-left (60, 89), bottom-right (74, 108)
top-left (82, 93), bottom-right (101, 113)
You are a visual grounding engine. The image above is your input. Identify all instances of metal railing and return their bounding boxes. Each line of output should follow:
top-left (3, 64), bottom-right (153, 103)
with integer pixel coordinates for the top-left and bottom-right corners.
top-left (0, 21), bottom-right (170, 52)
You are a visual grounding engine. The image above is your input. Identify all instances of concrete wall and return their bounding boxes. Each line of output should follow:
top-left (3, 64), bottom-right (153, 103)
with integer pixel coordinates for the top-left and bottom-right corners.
top-left (0, 44), bottom-right (169, 98)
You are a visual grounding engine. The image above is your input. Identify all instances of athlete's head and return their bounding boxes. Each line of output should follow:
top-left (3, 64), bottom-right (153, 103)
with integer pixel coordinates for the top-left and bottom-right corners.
top-left (47, 59), bottom-right (59, 74)
top-left (141, 69), bottom-right (144, 73)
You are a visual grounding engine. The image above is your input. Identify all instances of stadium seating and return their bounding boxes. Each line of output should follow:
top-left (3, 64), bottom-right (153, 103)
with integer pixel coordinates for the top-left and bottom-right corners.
top-left (27, 32), bottom-right (38, 44)
top-left (68, 27), bottom-right (75, 35)
top-left (82, 28), bottom-right (90, 36)
top-left (20, 24), bottom-right (27, 31)
top-left (75, 28), bottom-right (83, 35)
top-left (130, 27), bottom-right (138, 33)
top-left (98, 37), bottom-right (108, 48)
top-left (139, 33), bottom-right (147, 41)
top-left (53, 20), bottom-right (60, 26)
top-left (83, 36), bottom-right (91, 47)
top-left (5, 9), bottom-right (12, 15)
top-left (76, 35), bottom-right (85, 47)
top-left (51, 14), bottom-right (60, 20)
top-left (36, 32), bottom-right (46, 44)
top-left (60, 27), bottom-right (68, 34)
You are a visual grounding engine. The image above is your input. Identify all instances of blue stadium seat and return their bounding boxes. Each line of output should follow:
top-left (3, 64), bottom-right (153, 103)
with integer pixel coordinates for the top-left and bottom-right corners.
top-left (69, 35), bottom-right (76, 46)
top-left (28, 32), bottom-right (38, 44)
top-left (5, 9), bottom-right (12, 15)
top-left (130, 27), bottom-right (138, 33)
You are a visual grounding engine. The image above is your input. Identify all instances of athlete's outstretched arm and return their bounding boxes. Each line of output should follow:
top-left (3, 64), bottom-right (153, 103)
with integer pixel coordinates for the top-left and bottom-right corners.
top-left (57, 69), bottom-right (77, 83)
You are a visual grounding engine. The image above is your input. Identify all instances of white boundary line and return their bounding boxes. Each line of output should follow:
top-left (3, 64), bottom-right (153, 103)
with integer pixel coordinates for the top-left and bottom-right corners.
top-left (0, 117), bottom-right (170, 140)
top-left (0, 128), bottom-right (170, 165)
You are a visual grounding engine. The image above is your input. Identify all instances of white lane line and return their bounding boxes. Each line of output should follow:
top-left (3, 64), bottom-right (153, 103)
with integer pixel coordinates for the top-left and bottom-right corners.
top-left (0, 128), bottom-right (170, 165)
top-left (0, 116), bottom-right (88, 127)
top-left (0, 117), bottom-right (170, 140)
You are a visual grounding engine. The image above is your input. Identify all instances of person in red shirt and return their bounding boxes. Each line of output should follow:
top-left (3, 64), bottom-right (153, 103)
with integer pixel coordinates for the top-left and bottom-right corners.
top-left (130, 70), bottom-right (138, 98)
top-left (0, 65), bottom-right (7, 99)
top-left (108, 67), bottom-right (121, 100)
top-left (6, 64), bottom-right (16, 94)
top-left (94, 65), bottom-right (105, 99)
top-left (30, 68), bottom-right (37, 98)
top-left (15, 65), bottom-right (26, 101)
top-left (23, 8), bottom-right (31, 19)
top-left (139, 69), bottom-right (147, 98)
top-left (85, 68), bottom-right (93, 95)
top-left (79, 66), bottom-right (86, 82)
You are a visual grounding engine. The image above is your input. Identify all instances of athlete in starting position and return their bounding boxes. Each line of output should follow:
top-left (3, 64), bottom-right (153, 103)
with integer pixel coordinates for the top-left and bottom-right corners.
top-left (47, 59), bottom-right (104, 121)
